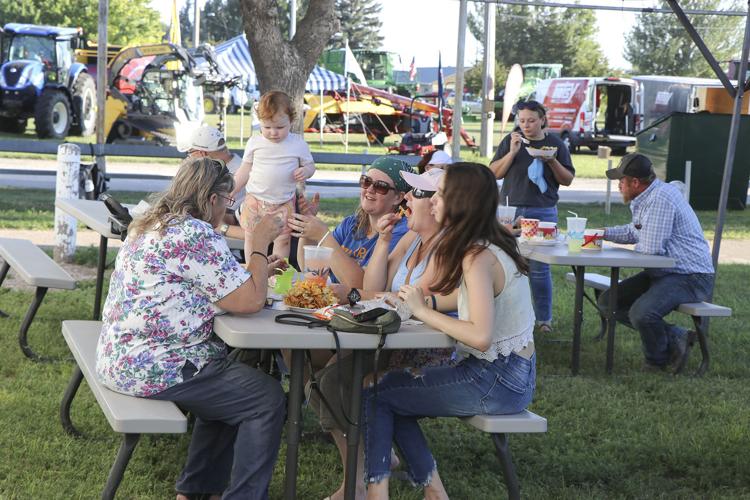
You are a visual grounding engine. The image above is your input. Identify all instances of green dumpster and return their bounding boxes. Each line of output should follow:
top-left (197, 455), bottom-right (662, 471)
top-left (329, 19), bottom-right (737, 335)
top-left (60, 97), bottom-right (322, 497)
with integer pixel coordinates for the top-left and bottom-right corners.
top-left (636, 112), bottom-right (750, 210)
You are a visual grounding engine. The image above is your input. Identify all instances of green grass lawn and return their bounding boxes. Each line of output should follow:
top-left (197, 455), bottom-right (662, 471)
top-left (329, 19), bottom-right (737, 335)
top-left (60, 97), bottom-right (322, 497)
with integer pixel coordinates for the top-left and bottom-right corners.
top-left (0, 256), bottom-right (748, 498)
top-left (2, 187), bottom-right (749, 240)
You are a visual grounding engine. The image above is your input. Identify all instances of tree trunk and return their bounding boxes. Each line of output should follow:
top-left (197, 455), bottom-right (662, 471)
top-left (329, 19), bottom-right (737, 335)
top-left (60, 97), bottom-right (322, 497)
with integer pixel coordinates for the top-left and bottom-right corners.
top-left (240, 0), bottom-right (338, 132)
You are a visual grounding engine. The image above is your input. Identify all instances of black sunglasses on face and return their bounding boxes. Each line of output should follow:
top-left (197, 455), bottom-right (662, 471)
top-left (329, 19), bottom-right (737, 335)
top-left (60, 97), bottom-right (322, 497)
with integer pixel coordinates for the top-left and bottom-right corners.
top-left (360, 175), bottom-right (397, 195)
top-left (411, 188), bottom-right (435, 199)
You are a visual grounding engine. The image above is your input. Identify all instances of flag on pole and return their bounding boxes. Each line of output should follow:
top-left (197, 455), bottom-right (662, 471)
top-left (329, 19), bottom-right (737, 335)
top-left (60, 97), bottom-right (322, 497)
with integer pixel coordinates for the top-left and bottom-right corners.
top-left (166, 0), bottom-right (182, 70)
top-left (169, 0), bottom-right (181, 45)
top-left (437, 52), bottom-right (444, 129)
top-left (344, 42), bottom-right (368, 86)
top-left (409, 57), bottom-right (416, 81)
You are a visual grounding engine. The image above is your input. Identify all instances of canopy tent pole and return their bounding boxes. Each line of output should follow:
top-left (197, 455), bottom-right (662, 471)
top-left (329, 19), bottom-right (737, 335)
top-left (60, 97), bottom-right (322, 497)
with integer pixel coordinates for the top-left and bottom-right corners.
top-left (451, 0), bottom-right (468, 160)
top-left (480, 1), bottom-right (496, 157)
top-left (666, 0), bottom-right (750, 272)
top-left (95, 0), bottom-right (108, 176)
top-left (320, 87), bottom-right (324, 146)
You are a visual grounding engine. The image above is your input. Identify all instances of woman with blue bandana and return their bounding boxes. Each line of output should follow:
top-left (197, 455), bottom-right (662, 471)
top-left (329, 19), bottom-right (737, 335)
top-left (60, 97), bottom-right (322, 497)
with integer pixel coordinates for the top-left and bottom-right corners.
top-left (489, 100), bottom-right (575, 333)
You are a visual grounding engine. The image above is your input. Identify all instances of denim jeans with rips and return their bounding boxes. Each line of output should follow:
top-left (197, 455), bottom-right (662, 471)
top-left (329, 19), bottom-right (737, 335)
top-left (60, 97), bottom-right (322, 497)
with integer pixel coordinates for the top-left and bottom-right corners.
top-left (363, 352), bottom-right (536, 486)
top-left (516, 205), bottom-right (558, 323)
top-left (148, 357), bottom-right (286, 500)
top-left (597, 270), bottom-right (714, 366)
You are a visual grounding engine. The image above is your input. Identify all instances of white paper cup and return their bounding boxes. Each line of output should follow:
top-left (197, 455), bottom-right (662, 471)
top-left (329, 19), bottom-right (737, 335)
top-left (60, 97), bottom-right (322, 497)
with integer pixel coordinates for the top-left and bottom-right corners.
top-left (582, 229), bottom-right (605, 250)
top-left (538, 221), bottom-right (558, 240)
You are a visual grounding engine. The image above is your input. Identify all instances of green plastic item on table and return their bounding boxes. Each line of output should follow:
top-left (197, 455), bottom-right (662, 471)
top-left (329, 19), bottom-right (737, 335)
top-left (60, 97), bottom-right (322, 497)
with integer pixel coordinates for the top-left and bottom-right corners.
top-left (273, 259), bottom-right (295, 295)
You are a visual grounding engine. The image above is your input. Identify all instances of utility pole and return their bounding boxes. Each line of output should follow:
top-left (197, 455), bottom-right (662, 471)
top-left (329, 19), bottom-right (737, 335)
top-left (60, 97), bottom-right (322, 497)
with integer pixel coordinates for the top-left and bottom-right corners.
top-left (480, 2), bottom-right (496, 157)
top-left (451, 0), bottom-right (468, 160)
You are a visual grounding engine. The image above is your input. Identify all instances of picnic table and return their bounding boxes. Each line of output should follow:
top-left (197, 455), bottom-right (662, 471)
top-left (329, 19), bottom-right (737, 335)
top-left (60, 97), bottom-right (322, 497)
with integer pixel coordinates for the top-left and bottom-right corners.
top-left (213, 308), bottom-right (455, 500)
top-left (520, 242), bottom-right (675, 375)
top-left (54, 198), bottom-right (243, 319)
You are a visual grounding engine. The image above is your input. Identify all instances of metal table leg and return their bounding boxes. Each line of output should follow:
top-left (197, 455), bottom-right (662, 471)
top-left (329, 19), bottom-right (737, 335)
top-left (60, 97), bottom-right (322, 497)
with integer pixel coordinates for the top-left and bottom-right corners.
top-left (571, 265), bottom-right (585, 375)
top-left (0, 261), bottom-right (10, 317)
top-left (93, 235), bottom-right (108, 320)
top-left (344, 350), bottom-right (365, 500)
top-left (605, 267), bottom-right (620, 374)
top-left (283, 349), bottom-right (305, 500)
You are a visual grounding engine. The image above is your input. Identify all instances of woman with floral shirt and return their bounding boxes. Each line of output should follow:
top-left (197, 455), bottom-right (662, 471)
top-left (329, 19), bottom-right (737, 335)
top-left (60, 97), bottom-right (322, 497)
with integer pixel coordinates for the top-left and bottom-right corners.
top-left (96, 157), bottom-right (286, 500)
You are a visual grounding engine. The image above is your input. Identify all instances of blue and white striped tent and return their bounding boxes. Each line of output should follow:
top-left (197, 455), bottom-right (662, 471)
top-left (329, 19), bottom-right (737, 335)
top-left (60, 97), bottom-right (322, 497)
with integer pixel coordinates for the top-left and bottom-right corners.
top-left (206, 34), bottom-right (347, 92)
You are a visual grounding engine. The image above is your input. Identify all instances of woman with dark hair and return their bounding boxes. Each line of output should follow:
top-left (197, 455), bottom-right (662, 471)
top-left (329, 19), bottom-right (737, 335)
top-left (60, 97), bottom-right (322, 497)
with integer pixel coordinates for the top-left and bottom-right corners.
top-left (362, 162), bottom-right (537, 500)
top-left (96, 157), bottom-right (287, 500)
top-left (489, 100), bottom-right (575, 333)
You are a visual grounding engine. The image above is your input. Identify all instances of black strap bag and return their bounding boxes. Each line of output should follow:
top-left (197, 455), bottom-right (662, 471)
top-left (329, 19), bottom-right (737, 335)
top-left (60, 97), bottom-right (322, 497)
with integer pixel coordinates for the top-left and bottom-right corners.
top-left (275, 308), bottom-right (401, 427)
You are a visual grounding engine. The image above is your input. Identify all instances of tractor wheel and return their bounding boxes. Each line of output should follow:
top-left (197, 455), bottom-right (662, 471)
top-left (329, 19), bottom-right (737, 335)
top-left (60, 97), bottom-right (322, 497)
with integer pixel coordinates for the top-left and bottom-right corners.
top-left (0, 118), bottom-right (28, 134)
top-left (34, 90), bottom-right (72, 139)
top-left (204, 94), bottom-right (217, 115)
top-left (70, 73), bottom-right (96, 136)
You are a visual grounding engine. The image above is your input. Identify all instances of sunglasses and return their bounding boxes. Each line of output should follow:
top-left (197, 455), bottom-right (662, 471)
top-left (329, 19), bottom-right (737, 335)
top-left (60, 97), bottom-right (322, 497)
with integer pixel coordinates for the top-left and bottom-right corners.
top-left (360, 175), bottom-right (397, 195)
top-left (411, 188), bottom-right (435, 199)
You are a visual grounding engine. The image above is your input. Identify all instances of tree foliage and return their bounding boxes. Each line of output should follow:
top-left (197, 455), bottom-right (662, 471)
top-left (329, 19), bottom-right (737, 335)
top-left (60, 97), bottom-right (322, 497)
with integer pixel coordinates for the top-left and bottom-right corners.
top-left (624, 0), bottom-right (743, 77)
top-left (330, 0), bottom-right (383, 50)
top-left (0, 0), bottom-right (163, 46)
top-left (240, 0), bottom-right (338, 131)
top-left (468, 4), bottom-right (610, 79)
top-left (464, 62), bottom-right (509, 96)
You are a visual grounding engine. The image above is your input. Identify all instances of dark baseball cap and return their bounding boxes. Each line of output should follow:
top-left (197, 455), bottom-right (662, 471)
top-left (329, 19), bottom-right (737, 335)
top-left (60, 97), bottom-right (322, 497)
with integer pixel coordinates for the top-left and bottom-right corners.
top-left (605, 153), bottom-right (654, 180)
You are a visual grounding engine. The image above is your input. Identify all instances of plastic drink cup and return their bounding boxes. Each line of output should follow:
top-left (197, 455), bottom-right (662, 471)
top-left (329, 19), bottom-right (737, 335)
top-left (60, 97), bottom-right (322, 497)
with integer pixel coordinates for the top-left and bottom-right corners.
top-left (496, 205), bottom-right (517, 225)
top-left (538, 221), bottom-right (558, 240)
top-left (273, 259), bottom-right (295, 295)
top-left (303, 245), bottom-right (333, 283)
top-left (566, 217), bottom-right (587, 252)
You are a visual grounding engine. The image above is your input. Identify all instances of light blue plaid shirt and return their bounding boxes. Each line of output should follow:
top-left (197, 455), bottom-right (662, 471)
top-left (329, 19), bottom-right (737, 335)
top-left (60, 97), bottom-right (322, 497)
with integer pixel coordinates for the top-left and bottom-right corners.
top-left (604, 179), bottom-right (714, 276)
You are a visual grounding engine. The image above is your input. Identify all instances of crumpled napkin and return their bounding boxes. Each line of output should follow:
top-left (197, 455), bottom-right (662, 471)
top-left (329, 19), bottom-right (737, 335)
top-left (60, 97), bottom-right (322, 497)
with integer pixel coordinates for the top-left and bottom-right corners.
top-left (527, 158), bottom-right (548, 193)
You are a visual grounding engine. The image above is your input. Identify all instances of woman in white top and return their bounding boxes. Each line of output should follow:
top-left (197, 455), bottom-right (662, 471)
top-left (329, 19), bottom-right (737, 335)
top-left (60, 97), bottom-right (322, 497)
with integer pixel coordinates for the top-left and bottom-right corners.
top-left (363, 162), bottom-right (536, 500)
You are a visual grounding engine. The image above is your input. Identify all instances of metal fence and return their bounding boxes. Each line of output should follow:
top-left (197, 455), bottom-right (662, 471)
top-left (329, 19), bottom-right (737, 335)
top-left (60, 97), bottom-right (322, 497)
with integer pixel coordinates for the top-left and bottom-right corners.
top-left (0, 140), bottom-right (420, 187)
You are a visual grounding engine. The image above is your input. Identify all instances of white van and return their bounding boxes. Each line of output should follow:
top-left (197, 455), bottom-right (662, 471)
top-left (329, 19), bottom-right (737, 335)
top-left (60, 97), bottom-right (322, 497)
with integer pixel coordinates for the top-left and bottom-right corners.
top-left (535, 77), bottom-right (639, 153)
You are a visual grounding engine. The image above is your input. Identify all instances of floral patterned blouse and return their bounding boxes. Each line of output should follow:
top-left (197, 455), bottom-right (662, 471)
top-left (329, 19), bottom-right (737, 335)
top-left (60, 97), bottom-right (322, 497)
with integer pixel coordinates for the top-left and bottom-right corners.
top-left (95, 216), bottom-right (250, 397)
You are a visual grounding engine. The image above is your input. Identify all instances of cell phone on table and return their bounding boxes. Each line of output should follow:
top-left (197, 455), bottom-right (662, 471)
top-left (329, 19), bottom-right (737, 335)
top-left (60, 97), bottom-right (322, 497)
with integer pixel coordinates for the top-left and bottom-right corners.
top-left (352, 307), bottom-right (390, 322)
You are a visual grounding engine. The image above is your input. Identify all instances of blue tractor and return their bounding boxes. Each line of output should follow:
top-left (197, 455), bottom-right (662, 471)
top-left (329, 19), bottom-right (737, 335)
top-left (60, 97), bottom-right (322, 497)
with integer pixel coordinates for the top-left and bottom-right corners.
top-left (0, 23), bottom-right (96, 139)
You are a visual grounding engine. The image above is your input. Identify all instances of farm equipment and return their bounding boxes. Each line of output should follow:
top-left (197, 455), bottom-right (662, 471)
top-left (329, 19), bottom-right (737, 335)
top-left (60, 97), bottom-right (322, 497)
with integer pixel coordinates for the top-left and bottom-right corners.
top-left (103, 43), bottom-right (205, 145)
top-left (0, 23), bottom-right (97, 139)
top-left (303, 83), bottom-right (476, 154)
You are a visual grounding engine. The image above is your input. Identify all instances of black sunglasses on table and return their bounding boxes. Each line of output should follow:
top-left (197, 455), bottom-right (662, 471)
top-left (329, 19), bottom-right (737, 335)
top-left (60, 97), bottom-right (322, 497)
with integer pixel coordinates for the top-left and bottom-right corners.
top-left (411, 188), bottom-right (435, 199)
top-left (359, 174), bottom-right (397, 195)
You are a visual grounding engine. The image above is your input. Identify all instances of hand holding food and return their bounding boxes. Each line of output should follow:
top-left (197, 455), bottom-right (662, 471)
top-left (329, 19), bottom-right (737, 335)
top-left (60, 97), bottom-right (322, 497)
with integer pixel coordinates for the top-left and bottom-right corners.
top-left (375, 212), bottom-right (400, 239)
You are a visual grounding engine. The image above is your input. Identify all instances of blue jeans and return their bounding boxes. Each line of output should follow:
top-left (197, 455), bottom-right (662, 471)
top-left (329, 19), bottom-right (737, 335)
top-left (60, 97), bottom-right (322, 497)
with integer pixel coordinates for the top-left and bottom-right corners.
top-left (363, 352), bottom-right (536, 485)
top-left (597, 271), bottom-right (714, 366)
top-left (148, 357), bottom-right (286, 499)
top-left (517, 205), bottom-right (557, 323)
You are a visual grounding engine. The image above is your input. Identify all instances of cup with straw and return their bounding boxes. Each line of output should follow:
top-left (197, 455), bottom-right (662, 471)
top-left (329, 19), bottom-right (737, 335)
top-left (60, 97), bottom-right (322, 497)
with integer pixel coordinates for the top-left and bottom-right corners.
top-left (566, 210), bottom-right (587, 252)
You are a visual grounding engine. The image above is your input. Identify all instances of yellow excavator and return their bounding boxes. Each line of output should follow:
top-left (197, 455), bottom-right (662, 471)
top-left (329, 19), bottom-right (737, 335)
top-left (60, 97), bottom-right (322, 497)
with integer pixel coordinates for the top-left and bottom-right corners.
top-left (101, 43), bottom-right (205, 144)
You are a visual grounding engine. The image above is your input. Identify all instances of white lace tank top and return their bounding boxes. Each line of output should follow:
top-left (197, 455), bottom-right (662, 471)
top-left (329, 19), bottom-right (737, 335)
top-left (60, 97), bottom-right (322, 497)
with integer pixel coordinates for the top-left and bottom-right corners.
top-left (456, 243), bottom-right (535, 362)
